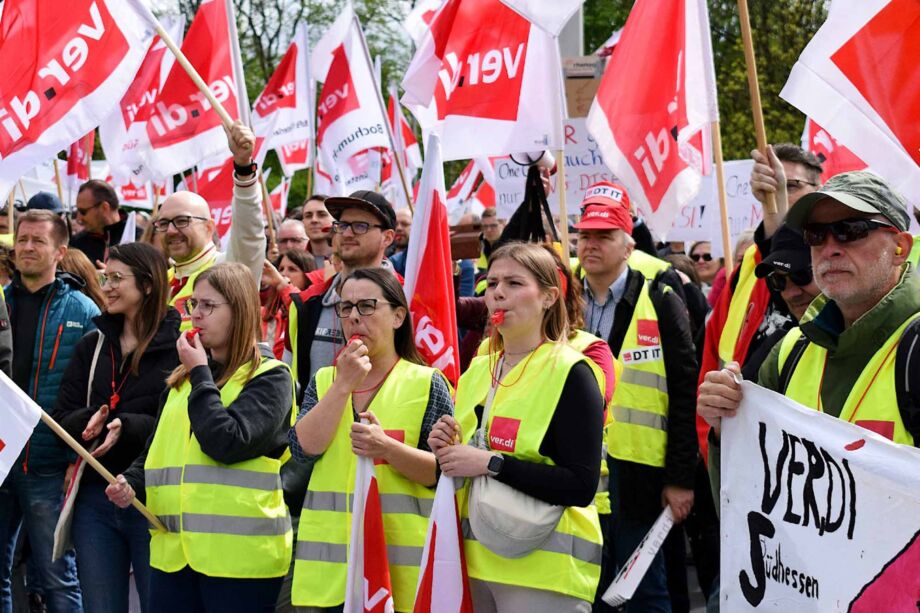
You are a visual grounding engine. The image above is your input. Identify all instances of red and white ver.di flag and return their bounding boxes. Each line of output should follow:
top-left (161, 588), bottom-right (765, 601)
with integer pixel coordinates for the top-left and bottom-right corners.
top-left (66, 130), bottom-right (96, 188)
top-left (269, 176), bottom-right (291, 217)
top-left (445, 160), bottom-right (481, 220)
top-left (801, 117), bottom-right (867, 184)
top-left (0, 0), bottom-right (156, 199)
top-left (586, 0), bottom-right (718, 236)
top-left (780, 0), bottom-right (919, 204)
top-left (0, 371), bottom-right (43, 483)
top-left (278, 139), bottom-right (312, 176)
top-left (311, 5), bottom-right (389, 173)
top-left (344, 454), bottom-right (395, 613)
top-left (403, 0), bottom-right (445, 45)
top-left (403, 134), bottom-right (461, 386)
top-left (413, 475), bottom-right (474, 613)
top-left (401, 0), bottom-right (567, 161)
top-left (251, 22), bottom-right (313, 167)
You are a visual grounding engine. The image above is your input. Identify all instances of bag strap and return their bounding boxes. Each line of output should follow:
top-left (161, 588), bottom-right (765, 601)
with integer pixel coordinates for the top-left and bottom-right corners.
top-left (777, 334), bottom-right (810, 395)
top-left (86, 330), bottom-right (104, 407)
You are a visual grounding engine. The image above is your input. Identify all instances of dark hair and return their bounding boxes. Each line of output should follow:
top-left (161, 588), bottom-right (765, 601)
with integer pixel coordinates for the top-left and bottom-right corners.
top-left (276, 249), bottom-right (316, 275)
top-left (17, 209), bottom-right (69, 247)
top-left (772, 144), bottom-right (823, 185)
top-left (108, 243), bottom-right (170, 375)
top-left (305, 194), bottom-right (328, 204)
top-left (78, 180), bottom-right (120, 211)
top-left (341, 268), bottom-right (424, 365)
top-left (481, 208), bottom-right (498, 220)
top-left (665, 254), bottom-right (701, 286)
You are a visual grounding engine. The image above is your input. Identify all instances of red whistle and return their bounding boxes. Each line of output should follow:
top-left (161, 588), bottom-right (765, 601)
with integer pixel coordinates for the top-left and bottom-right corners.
top-left (491, 310), bottom-right (505, 325)
top-left (321, 226), bottom-right (332, 234)
top-left (349, 334), bottom-right (362, 344)
top-left (187, 327), bottom-right (201, 341)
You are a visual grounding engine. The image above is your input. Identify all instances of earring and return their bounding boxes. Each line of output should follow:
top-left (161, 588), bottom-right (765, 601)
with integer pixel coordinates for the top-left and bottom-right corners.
top-left (896, 246), bottom-right (903, 255)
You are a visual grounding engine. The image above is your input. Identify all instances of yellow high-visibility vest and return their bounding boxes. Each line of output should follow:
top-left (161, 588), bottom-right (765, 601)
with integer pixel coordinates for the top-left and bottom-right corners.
top-left (718, 244), bottom-right (760, 366)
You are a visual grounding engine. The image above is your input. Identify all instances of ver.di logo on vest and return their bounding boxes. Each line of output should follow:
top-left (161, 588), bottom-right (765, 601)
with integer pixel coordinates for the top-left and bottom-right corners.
top-left (489, 416), bottom-right (521, 452)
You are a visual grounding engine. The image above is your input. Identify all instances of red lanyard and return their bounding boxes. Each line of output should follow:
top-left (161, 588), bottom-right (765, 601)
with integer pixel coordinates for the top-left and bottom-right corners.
top-left (109, 345), bottom-right (131, 411)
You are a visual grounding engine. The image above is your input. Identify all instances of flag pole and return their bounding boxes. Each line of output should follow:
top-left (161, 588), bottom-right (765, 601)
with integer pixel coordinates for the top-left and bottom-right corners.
top-left (152, 186), bottom-right (161, 217)
top-left (85, 132), bottom-right (93, 181)
top-left (711, 121), bottom-right (733, 275)
top-left (737, 0), bottom-right (776, 215)
top-left (6, 191), bottom-right (14, 231)
top-left (352, 15), bottom-right (414, 213)
top-left (260, 175), bottom-right (277, 252)
top-left (554, 150), bottom-right (571, 270)
top-left (52, 159), bottom-right (65, 202)
top-left (38, 410), bottom-right (167, 531)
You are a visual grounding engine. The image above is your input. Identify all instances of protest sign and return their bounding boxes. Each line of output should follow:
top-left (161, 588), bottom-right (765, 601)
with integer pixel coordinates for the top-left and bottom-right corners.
top-left (720, 382), bottom-right (920, 611)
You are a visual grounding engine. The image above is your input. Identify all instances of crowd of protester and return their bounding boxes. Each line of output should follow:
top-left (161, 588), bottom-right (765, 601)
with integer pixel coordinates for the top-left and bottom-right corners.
top-left (1, 122), bottom-right (917, 613)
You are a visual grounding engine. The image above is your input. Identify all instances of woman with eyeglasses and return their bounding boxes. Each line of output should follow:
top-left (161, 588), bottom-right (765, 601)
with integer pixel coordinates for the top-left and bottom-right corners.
top-left (289, 267), bottom-right (453, 611)
top-left (54, 243), bottom-right (181, 613)
top-left (688, 241), bottom-right (723, 291)
top-left (104, 262), bottom-right (296, 612)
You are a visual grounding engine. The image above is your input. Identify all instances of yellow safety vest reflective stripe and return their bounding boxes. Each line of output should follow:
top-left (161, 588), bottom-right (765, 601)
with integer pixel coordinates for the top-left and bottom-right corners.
top-left (167, 250), bottom-right (218, 332)
top-left (144, 358), bottom-right (295, 578)
top-left (454, 342), bottom-right (603, 602)
top-left (908, 236), bottom-right (920, 267)
top-left (292, 360), bottom-right (439, 610)
top-left (777, 315), bottom-right (918, 446)
top-left (627, 249), bottom-right (671, 281)
top-left (718, 244), bottom-right (759, 367)
top-left (608, 280), bottom-right (669, 467)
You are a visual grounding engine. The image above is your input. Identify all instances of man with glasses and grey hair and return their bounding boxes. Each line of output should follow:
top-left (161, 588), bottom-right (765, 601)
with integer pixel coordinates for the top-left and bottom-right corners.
top-left (152, 121), bottom-right (265, 329)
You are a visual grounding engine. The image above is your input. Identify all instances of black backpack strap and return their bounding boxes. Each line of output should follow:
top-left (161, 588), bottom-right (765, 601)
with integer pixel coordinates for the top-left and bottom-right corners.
top-left (895, 316), bottom-right (920, 443)
top-left (777, 334), bottom-right (810, 395)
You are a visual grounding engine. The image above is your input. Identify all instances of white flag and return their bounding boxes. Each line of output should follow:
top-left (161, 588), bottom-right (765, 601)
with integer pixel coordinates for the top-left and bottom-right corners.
top-left (0, 371), bottom-right (43, 483)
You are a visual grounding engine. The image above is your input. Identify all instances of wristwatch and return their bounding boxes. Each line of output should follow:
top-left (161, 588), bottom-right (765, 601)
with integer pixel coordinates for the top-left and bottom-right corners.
top-left (233, 160), bottom-right (258, 177)
top-left (487, 453), bottom-right (504, 477)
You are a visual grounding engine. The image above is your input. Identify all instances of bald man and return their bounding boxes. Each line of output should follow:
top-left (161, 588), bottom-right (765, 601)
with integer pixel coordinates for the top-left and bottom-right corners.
top-left (277, 219), bottom-right (309, 255)
top-left (152, 121), bottom-right (266, 328)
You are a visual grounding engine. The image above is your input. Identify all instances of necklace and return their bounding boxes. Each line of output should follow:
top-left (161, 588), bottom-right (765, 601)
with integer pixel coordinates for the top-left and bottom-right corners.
top-left (490, 344), bottom-right (541, 388)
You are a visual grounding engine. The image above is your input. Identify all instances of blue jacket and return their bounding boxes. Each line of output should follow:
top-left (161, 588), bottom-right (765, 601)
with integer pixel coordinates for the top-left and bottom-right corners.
top-left (5, 274), bottom-right (100, 472)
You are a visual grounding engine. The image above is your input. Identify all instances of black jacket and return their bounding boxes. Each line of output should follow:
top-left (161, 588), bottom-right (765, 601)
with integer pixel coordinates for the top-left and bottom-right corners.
top-left (70, 211), bottom-right (141, 264)
top-left (53, 309), bottom-right (181, 486)
top-left (0, 291), bottom-right (11, 377)
top-left (606, 268), bottom-right (699, 520)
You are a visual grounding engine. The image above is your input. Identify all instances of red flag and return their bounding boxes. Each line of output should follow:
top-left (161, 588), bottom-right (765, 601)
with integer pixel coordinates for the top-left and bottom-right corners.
top-left (404, 134), bottom-right (461, 386)
top-left (412, 476), bottom-right (474, 613)
top-left (269, 177), bottom-right (291, 216)
top-left (781, 0), bottom-right (919, 203)
top-left (445, 160), bottom-right (481, 216)
top-left (278, 139), bottom-right (311, 176)
top-left (188, 157), bottom-right (234, 242)
top-left (586, 0), bottom-right (718, 236)
top-left (0, 0), bottom-right (156, 198)
top-left (401, 0), bottom-right (566, 161)
top-left (801, 118), bottom-right (867, 183)
top-left (344, 455), bottom-right (395, 613)
top-left (66, 130), bottom-right (96, 188)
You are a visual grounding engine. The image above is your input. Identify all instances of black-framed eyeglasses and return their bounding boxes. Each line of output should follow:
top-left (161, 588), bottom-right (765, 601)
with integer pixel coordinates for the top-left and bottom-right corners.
top-left (331, 221), bottom-right (384, 235)
top-left (334, 298), bottom-right (392, 318)
top-left (786, 179), bottom-right (818, 191)
top-left (98, 272), bottom-right (135, 288)
top-left (765, 268), bottom-right (813, 292)
top-left (184, 298), bottom-right (228, 316)
top-left (802, 218), bottom-right (899, 247)
top-left (690, 253), bottom-right (713, 262)
top-left (153, 215), bottom-right (210, 233)
top-left (76, 201), bottom-right (103, 217)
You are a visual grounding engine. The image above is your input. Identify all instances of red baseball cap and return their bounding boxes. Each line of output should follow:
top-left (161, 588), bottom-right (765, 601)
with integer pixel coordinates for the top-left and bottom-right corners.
top-left (574, 181), bottom-right (633, 234)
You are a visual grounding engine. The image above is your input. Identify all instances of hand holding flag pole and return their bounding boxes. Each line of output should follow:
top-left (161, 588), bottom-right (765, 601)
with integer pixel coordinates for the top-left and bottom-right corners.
top-left (736, 0), bottom-right (776, 215)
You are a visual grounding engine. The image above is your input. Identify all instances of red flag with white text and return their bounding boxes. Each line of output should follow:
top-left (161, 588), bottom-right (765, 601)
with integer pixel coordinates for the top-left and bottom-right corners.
top-left (780, 0), bottom-right (919, 204)
top-left (401, 0), bottom-right (566, 161)
top-left (801, 118), bottom-right (867, 184)
top-left (279, 139), bottom-right (312, 176)
top-left (344, 454), bottom-right (396, 613)
top-left (188, 157), bottom-right (234, 243)
top-left (404, 134), bottom-right (460, 386)
top-left (66, 130), bottom-right (96, 188)
top-left (99, 16), bottom-right (183, 184)
top-left (412, 475), bottom-right (474, 613)
top-left (586, 0), bottom-right (718, 236)
top-left (0, 0), bottom-right (156, 199)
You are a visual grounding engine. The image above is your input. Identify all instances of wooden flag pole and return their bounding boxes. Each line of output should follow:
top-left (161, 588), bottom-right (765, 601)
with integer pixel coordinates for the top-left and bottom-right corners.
top-left (152, 187), bottom-right (161, 218)
top-left (7, 191), bottom-right (14, 231)
top-left (711, 122), bottom-right (734, 275)
top-left (52, 159), bottom-right (65, 202)
top-left (259, 174), bottom-right (277, 251)
top-left (737, 0), bottom-right (776, 215)
top-left (554, 150), bottom-right (571, 270)
top-left (38, 410), bottom-right (167, 531)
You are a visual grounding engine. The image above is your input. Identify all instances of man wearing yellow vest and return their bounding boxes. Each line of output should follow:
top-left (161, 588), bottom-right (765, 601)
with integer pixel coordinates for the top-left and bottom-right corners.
top-left (153, 121), bottom-right (267, 330)
top-left (575, 183), bottom-right (698, 612)
top-left (700, 171), bottom-right (920, 490)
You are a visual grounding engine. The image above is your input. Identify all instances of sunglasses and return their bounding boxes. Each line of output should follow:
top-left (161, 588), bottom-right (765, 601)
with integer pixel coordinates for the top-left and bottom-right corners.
top-left (690, 253), bottom-right (713, 262)
top-left (765, 268), bottom-right (813, 292)
top-left (802, 218), bottom-right (898, 247)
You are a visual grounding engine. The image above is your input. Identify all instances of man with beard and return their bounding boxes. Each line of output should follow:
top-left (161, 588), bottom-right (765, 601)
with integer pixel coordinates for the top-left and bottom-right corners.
top-left (388, 208), bottom-right (412, 276)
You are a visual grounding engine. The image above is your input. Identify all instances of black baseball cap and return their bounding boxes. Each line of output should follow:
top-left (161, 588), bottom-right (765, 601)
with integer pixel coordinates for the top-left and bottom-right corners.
top-left (754, 225), bottom-right (811, 278)
top-left (26, 192), bottom-right (63, 213)
top-left (325, 190), bottom-right (396, 230)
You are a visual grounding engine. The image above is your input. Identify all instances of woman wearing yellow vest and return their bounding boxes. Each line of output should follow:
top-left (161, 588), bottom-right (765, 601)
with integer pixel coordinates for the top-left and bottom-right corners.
top-left (430, 243), bottom-right (605, 613)
top-left (289, 267), bottom-right (453, 612)
top-left (106, 262), bottom-right (295, 612)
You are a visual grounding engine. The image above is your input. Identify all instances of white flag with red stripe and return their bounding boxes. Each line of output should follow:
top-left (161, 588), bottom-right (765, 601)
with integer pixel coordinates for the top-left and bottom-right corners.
top-left (344, 454), bottom-right (395, 613)
top-left (401, 0), bottom-right (566, 161)
top-left (388, 86), bottom-right (422, 176)
top-left (0, 0), bottom-right (157, 199)
top-left (0, 371), bottom-right (43, 483)
top-left (413, 475), bottom-right (474, 613)
top-left (445, 160), bottom-right (481, 217)
top-left (403, 0), bottom-right (445, 44)
top-left (586, 0), bottom-right (718, 236)
top-left (269, 176), bottom-right (291, 217)
top-left (129, 0), bottom-right (242, 180)
top-left (66, 130), bottom-right (95, 188)
top-left (312, 6), bottom-right (390, 172)
top-left (98, 15), bottom-right (184, 185)
top-left (404, 134), bottom-right (460, 386)
top-left (780, 0), bottom-right (919, 204)
top-left (252, 22), bottom-right (313, 168)
top-left (801, 118), bottom-right (867, 184)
